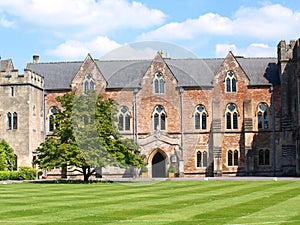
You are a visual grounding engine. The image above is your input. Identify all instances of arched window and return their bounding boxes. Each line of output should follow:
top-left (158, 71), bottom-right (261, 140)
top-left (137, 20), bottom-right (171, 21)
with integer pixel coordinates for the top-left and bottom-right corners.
top-left (153, 105), bottom-right (166, 131)
top-left (225, 71), bottom-right (237, 92)
top-left (12, 112), bottom-right (17, 129)
top-left (228, 150), bottom-right (233, 166)
top-left (258, 149), bottom-right (270, 166)
top-left (154, 72), bottom-right (164, 94)
top-left (196, 150), bottom-right (208, 168)
top-left (234, 150), bottom-right (239, 166)
top-left (118, 106), bottom-right (130, 131)
top-left (226, 103), bottom-right (238, 130)
top-left (228, 149), bottom-right (239, 166)
top-left (48, 107), bottom-right (58, 132)
top-left (195, 105), bottom-right (207, 130)
top-left (196, 151), bottom-right (202, 167)
top-left (83, 74), bottom-right (95, 94)
top-left (6, 112), bottom-right (12, 130)
top-left (257, 103), bottom-right (269, 130)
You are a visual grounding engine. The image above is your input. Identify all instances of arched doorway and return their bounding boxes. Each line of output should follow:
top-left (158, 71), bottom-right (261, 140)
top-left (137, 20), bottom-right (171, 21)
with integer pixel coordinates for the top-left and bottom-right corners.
top-left (152, 151), bottom-right (166, 178)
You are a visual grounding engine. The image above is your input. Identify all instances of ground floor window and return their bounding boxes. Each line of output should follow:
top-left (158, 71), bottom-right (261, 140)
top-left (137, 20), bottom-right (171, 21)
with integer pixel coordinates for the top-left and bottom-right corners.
top-left (228, 149), bottom-right (238, 166)
top-left (258, 149), bottom-right (270, 165)
top-left (196, 150), bottom-right (208, 167)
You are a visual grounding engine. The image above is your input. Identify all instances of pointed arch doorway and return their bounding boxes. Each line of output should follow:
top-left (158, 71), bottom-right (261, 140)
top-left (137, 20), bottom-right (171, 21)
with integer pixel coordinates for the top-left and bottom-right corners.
top-left (151, 150), bottom-right (167, 178)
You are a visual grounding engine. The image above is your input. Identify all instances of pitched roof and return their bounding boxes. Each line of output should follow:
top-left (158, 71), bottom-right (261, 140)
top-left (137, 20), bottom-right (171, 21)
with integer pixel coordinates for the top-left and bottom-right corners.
top-left (236, 57), bottom-right (279, 85)
top-left (27, 55), bottom-right (279, 90)
top-left (28, 62), bottom-right (82, 90)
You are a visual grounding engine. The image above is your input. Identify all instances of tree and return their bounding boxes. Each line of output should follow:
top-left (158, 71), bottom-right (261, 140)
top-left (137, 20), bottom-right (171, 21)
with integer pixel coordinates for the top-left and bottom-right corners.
top-left (35, 91), bottom-right (145, 181)
top-left (0, 140), bottom-right (15, 171)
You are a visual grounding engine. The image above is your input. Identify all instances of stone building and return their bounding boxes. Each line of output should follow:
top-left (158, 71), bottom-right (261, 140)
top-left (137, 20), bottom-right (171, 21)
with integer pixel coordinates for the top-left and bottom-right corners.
top-left (0, 38), bottom-right (299, 177)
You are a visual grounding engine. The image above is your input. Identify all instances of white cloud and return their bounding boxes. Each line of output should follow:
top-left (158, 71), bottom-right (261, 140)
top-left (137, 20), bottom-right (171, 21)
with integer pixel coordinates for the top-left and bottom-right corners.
top-left (216, 43), bottom-right (276, 58)
top-left (138, 3), bottom-right (300, 41)
top-left (0, 0), bottom-right (165, 36)
top-left (0, 16), bottom-right (14, 28)
top-left (46, 36), bottom-right (121, 60)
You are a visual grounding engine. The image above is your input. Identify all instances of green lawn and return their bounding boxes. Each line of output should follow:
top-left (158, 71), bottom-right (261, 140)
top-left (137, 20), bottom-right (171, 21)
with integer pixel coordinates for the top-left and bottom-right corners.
top-left (0, 180), bottom-right (300, 225)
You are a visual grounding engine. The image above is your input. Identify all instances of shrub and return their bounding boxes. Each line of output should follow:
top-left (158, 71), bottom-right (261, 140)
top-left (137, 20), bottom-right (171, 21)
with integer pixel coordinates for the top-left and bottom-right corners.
top-left (0, 171), bottom-right (11, 180)
top-left (17, 167), bottom-right (36, 180)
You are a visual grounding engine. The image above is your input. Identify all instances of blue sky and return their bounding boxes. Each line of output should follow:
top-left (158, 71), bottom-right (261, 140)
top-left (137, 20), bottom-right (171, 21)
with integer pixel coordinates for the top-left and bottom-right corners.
top-left (0, 0), bottom-right (300, 71)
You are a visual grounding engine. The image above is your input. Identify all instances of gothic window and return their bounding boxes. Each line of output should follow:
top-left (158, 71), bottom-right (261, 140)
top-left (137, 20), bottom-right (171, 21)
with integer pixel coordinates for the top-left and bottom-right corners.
top-left (6, 112), bottom-right (11, 130)
top-left (225, 103), bottom-right (238, 130)
top-left (6, 112), bottom-right (18, 130)
top-left (257, 103), bottom-right (269, 130)
top-left (118, 106), bottom-right (130, 131)
top-left (228, 149), bottom-right (239, 166)
top-left (153, 105), bottom-right (166, 131)
top-left (49, 107), bottom-right (58, 132)
top-left (12, 112), bottom-right (18, 129)
top-left (83, 74), bottom-right (95, 94)
top-left (258, 149), bottom-right (270, 166)
top-left (225, 71), bottom-right (237, 92)
top-left (154, 72), bottom-right (165, 94)
top-left (228, 150), bottom-right (233, 166)
top-left (196, 150), bottom-right (208, 168)
top-left (195, 105), bottom-right (207, 130)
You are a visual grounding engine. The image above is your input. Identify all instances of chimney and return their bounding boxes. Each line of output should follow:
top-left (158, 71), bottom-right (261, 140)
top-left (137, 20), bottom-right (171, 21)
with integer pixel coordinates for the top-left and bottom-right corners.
top-left (33, 54), bottom-right (39, 64)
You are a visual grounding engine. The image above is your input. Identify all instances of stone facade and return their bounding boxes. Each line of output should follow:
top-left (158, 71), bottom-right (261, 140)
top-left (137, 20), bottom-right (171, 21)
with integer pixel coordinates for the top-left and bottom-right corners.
top-left (1, 38), bottom-right (300, 177)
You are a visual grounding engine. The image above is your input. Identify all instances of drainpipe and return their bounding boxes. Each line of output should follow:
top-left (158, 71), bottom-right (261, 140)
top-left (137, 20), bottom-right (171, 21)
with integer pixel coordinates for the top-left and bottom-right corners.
top-left (43, 90), bottom-right (47, 141)
top-left (179, 87), bottom-right (184, 177)
top-left (270, 85), bottom-right (276, 176)
top-left (133, 88), bottom-right (139, 143)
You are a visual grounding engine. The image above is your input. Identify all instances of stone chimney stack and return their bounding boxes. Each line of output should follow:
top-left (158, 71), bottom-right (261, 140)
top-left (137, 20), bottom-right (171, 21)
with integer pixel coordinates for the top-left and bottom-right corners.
top-left (33, 54), bottom-right (39, 64)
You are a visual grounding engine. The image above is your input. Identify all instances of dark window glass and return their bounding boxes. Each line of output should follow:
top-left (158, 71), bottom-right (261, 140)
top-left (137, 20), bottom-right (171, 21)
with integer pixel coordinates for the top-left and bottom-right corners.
top-left (125, 114), bottom-right (130, 131)
top-left (161, 113), bottom-right (166, 130)
top-left (259, 149), bottom-right (264, 165)
top-left (234, 150), bottom-right (238, 166)
top-left (258, 112), bottom-right (263, 129)
top-left (154, 113), bottom-right (159, 130)
top-left (49, 115), bottom-right (55, 132)
top-left (202, 113), bottom-right (207, 130)
top-left (233, 112), bottom-right (238, 129)
top-left (154, 79), bottom-right (159, 93)
top-left (232, 78), bottom-right (236, 92)
top-left (159, 79), bottom-right (165, 93)
top-left (226, 112), bottom-right (231, 129)
top-left (228, 150), bottom-right (233, 166)
top-left (195, 113), bottom-right (200, 130)
top-left (7, 112), bottom-right (12, 130)
top-left (226, 78), bottom-right (231, 92)
top-left (196, 151), bottom-right (202, 167)
top-left (265, 149), bottom-right (270, 165)
top-left (264, 111), bottom-right (269, 129)
top-left (203, 151), bottom-right (208, 167)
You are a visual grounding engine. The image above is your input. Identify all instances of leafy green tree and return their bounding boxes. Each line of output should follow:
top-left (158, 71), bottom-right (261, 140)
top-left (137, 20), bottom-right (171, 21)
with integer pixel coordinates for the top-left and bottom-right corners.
top-left (0, 140), bottom-right (15, 171)
top-left (35, 91), bottom-right (145, 181)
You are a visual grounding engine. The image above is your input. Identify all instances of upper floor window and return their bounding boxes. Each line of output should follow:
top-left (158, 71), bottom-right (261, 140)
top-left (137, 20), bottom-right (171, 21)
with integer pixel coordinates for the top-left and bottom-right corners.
top-left (228, 149), bottom-right (239, 166)
top-left (195, 105), bottom-right (207, 130)
top-left (6, 112), bottom-right (17, 130)
top-left (154, 72), bottom-right (165, 94)
top-left (48, 107), bottom-right (58, 132)
top-left (153, 105), bottom-right (166, 131)
top-left (225, 103), bottom-right (238, 130)
top-left (118, 106), bottom-right (130, 131)
top-left (257, 103), bottom-right (269, 130)
top-left (83, 74), bottom-right (95, 94)
top-left (196, 150), bottom-right (208, 168)
top-left (225, 71), bottom-right (237, 92)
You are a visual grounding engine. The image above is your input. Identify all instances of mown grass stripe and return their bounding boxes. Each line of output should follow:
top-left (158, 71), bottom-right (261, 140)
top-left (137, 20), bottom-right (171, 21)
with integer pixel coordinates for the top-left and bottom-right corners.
top-left (0, 180), bottom-right (299, 225)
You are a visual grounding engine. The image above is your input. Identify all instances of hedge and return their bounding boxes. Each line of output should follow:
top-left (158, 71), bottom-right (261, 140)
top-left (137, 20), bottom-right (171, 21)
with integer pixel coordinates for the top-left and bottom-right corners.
top-left (0, 167), bottom-right (36, 180)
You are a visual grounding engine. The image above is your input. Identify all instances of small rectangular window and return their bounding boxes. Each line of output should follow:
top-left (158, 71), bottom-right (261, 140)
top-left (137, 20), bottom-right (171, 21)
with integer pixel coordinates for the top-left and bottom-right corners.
top-left (11, 87), bottom-right (14, 97)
